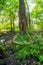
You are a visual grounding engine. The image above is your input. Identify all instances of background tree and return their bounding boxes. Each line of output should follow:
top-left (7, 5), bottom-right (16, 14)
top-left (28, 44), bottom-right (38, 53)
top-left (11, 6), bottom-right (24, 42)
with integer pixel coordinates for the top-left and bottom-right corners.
top-left (0, 0), bottom-right (19, 32)
top-left (31, 0), bottom-right (43, 30)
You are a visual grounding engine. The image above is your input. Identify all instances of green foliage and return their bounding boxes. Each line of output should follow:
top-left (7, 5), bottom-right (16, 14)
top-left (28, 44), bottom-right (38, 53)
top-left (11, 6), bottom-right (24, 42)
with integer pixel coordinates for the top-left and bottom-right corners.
top-left (0, 0), bottom-right (19, 31)
top-left (0, 44), bottom-right (6, 51)
top-left (14, 33), bottom-right (31, 44)
top-left (30, 0), bottom-right (43, 30)
top-left (0, 0), bottom-right (6, 11)
top-left (13, 33), bottom-right (43, 61)
top-left (39, 55), bottom-right (43, 62)
top-left (37, 62), bottom-right (41, 65)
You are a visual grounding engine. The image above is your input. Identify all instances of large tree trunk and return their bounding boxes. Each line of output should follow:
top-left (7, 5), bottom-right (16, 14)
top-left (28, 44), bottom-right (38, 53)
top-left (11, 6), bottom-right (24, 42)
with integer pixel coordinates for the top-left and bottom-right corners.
top-left (19, 0), bottom-right (28, 33)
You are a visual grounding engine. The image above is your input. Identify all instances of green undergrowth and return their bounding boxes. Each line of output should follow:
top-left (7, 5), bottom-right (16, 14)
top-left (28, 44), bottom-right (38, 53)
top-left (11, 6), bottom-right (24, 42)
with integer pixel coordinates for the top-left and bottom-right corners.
top-left (0, 44), bottom-right (6, 51)
top-left (13, 33), bottom-right (43, 62)
top-left (0, 33), bottom-right (43, 64)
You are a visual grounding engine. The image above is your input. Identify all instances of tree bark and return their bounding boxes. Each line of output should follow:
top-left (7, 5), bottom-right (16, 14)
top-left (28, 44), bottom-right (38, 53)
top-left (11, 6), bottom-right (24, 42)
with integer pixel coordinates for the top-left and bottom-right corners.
top-left (19, 0), bottom-right (28, 33)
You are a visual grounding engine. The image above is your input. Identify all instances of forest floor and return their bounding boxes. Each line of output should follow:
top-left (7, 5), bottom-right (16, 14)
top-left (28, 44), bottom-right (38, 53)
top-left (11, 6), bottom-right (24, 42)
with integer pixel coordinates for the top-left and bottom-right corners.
top-left (0, 31), bottom-right (43, 65)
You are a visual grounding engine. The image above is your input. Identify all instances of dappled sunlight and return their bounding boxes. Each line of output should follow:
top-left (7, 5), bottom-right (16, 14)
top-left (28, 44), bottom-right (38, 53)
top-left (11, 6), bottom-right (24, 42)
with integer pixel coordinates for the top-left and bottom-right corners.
top-left (33, 24), bottom-right (41, 30)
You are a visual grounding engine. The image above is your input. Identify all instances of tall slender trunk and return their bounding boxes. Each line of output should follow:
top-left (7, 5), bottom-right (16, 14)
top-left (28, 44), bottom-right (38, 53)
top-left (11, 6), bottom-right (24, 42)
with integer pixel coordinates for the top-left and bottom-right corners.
top-left (28, 8), bottom-right (31, 27)
top-left (19, 0), bottom-right (28, 33)
top-left (10, 18), bottom-right (15, 32)
top-left (10, 19), bottom-right (12, 32)
top-left (12, 18), bottom-right (15, 32)
top-left (25, 1), bottom-right (31, 27)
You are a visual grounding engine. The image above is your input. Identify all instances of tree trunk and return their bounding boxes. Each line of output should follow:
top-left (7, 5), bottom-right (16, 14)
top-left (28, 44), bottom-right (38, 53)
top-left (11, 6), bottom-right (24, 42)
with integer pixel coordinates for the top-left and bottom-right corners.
top-left (10, 18), bottom-right (15, 32)
top-left (19, 0), bottom-right (28, 33)
top-left (10, 19), bottom-right (12, 32)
